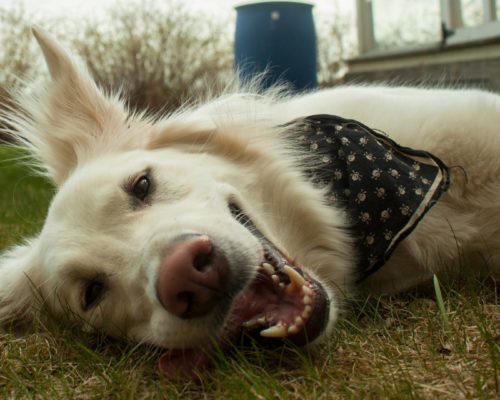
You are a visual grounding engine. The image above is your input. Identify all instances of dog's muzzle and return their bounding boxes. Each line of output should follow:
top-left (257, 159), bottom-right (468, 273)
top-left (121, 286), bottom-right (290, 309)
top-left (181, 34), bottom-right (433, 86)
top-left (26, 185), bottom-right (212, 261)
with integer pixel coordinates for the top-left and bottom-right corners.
top-left (156, 209), bottom-right (331, 379)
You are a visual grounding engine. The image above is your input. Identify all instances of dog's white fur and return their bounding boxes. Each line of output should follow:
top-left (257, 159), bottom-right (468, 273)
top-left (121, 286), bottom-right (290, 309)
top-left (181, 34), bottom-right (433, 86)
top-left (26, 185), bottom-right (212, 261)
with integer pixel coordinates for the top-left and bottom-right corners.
top-left (0, 28), bottom-right (499, 350)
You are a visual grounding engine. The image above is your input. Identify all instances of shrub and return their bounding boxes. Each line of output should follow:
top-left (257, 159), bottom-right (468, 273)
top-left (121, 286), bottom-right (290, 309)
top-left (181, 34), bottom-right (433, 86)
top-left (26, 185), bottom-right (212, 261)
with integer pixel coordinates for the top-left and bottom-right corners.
top-left (0, 5), bottom-right (39, 140)
top-left (69, 0), bottom-right (234, 113)
top-left (0, 0), bottom-right (234, 137)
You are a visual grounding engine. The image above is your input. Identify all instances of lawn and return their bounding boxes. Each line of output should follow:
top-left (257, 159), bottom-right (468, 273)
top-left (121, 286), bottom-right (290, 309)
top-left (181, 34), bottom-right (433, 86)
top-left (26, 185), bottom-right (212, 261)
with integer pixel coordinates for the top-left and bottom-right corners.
top-left (0, 143), bottom-right (498, 399)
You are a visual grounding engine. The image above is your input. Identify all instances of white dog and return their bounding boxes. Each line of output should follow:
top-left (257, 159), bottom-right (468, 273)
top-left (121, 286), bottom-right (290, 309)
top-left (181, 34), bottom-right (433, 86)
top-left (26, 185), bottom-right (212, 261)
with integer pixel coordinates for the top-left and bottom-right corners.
top-left (1, 27), bottom-right (499, 378)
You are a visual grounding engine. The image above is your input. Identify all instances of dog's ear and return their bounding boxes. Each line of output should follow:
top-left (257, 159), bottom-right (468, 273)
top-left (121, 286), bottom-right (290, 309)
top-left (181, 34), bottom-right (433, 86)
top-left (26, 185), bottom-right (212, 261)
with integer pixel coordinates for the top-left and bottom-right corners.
top-left (0, 242), bottom-right (39, 328)
top-left (8, 26), bottom-right (129, 185)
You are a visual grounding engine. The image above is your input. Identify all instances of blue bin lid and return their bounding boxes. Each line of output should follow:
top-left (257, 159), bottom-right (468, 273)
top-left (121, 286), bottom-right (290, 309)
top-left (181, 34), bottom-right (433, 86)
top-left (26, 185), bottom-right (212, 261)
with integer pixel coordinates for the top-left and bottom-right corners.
top-left (235, 1), bottom-right (314, 10)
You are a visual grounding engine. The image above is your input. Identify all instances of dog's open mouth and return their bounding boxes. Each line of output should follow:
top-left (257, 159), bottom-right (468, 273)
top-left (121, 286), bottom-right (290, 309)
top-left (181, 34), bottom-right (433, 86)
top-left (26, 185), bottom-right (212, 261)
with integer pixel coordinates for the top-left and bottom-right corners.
top-left (158, 205), bottom-right (330, 379)
top-left (227, 238), bottom-right (330, 346)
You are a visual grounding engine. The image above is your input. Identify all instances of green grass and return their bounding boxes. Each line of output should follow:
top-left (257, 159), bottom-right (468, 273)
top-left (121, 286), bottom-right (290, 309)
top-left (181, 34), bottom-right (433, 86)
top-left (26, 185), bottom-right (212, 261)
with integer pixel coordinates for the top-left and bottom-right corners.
top-left (0, 146), bottom-right (54, 248)
top-left (0, 143), bottom-right (498, 399)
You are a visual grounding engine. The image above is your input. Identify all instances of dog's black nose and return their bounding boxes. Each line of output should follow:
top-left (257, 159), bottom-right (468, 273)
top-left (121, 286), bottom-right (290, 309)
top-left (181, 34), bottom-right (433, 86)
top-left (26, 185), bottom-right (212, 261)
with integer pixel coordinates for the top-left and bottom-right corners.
top-left (156, 234), bottom-right (229, 319)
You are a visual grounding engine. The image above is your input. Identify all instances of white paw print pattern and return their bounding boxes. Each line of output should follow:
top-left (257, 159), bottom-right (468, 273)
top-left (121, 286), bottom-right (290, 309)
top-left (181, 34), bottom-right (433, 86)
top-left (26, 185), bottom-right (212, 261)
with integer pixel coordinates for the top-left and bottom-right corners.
top-left (389, 168), bottom-right (400, 178)
top-left (364, 233), bottom-right (375, 246)
top-left (365, 152), bottom-right (375, 161)
top-left (384, 151), bottom-right (393, 161)
top-left (347, 153), bottom-right (356, 163)
top-left (341, 137), bottom-right (350, 146)
top-left (400, 204), bottom-right (411, 216)
top-left (356, 190), bottom-right (367, 204)
top-left (384, 229), bottom-right (393, 241)
top-left (360, 211), bottom-right (371, 223)
top-left (333, 169), bottom-right (343, 180)
top-left (359, 136), bottom-right (368, 146)
top-left (375, 187), bottom-right (386, 199)
top-left (397, 185), bottom-right (406, 196)
top-left (350, 170), bottom-right (362, 181)
top-left (380, 208), bottom-right (392, 222)
top-left (371, 168), bottom-right (382, 180)
top-left (310, 142), bottom-right (319, 151)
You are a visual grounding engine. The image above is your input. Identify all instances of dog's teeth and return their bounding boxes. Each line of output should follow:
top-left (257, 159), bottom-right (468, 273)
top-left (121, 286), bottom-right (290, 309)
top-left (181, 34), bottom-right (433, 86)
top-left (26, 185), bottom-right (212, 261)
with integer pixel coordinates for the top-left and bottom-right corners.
top-left (260, 323), bottom-right (287, 338)
top-left (302, 305), bottom-right (312, 319)
top-left (283, 265), bottom-right (306, 288)
top-left (271, 274), bottom-right (280, 284)
top-left (303, 295), bottom-right (312, 305)
top-left (242, 317), bottom-right (267, 329)
top-left (302, 285), bottom-right (313, 296)
top-left (295, 316), bottom-right (304, 326)
top-left (279, 282), bottom-right (285, 290)
top-left (242, 320), bottom-right (259, 328)
top-left (262, 263), bottom-right (274, 275)
top-left (288, 324), bottom-right (300, 335)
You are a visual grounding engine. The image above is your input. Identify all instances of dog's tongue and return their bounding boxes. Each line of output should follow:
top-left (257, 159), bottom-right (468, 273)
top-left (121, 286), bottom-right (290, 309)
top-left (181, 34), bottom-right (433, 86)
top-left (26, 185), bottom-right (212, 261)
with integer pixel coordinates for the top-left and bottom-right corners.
top-left (158, 348), bottom-right (211, 379)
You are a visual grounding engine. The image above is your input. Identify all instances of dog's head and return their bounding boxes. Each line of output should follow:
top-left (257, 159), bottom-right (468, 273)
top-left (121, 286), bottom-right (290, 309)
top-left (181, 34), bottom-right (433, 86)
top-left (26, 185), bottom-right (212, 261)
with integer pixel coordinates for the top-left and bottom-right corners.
top-left (0, 28), bottom-right (353, 378)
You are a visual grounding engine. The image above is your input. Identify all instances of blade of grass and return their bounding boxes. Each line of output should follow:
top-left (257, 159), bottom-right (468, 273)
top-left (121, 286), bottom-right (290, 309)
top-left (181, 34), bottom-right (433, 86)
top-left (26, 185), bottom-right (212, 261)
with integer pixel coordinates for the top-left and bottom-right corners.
top-left (433, 274), bottom-right (451, 332)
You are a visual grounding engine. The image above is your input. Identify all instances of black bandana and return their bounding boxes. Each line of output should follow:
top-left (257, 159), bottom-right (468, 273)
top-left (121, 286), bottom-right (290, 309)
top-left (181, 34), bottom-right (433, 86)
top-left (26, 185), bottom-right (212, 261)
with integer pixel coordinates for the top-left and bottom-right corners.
top-left (293, 115), bottom-right (450, 282)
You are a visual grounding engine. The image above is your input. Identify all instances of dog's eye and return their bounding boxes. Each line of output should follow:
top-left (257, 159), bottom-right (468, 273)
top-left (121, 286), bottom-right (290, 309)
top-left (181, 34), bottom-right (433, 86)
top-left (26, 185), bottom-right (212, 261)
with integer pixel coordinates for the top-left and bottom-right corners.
top-left (228, 202), bottom-right (251, 226)
top-left (228, 202), bottom-right (240, 217)
top-left (82, 280), bottom-right (106, 311)
top-left (132, 174), bottom-right (150, 201)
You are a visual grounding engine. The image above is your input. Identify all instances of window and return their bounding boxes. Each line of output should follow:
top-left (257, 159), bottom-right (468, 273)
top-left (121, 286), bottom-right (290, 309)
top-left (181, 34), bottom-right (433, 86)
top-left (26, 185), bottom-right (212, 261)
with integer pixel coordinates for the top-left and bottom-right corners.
top-left (356, 0), bottom-right (500, 53)
top-left (372, 0), bottom-right (440, 50)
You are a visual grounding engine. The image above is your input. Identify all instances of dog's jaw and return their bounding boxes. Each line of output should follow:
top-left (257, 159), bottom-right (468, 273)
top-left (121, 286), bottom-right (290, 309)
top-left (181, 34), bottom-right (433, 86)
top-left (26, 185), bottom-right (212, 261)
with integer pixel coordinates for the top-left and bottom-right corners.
top-left (230, 252), bottom-right (330, 345)
top-left (156, 224), bottom-right (332, 379)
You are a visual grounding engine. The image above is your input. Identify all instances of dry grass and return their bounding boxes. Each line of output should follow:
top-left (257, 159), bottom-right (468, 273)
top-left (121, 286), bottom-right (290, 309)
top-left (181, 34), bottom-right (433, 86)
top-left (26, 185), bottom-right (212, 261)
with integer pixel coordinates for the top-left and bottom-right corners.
top-left (0, 145), bottom-right (498, 399)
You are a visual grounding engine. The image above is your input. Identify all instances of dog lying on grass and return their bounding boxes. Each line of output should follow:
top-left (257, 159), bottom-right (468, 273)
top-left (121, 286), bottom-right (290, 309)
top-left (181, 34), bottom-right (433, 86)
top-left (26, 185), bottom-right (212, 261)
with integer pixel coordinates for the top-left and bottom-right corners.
top-left (0, 27), bottom-right (499, 379)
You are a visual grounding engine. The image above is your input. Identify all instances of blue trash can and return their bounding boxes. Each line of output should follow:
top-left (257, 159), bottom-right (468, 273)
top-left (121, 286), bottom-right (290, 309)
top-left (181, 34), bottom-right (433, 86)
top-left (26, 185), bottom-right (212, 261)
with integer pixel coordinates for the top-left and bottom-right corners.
top-left (235, 1), bottom-right (317, 91)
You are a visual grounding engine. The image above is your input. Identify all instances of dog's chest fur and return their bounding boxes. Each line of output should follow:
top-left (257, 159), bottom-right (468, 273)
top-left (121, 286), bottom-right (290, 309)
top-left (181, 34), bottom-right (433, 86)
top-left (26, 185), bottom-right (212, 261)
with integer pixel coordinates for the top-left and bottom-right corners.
top-left (295, 115), bottom-right (450, 281)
